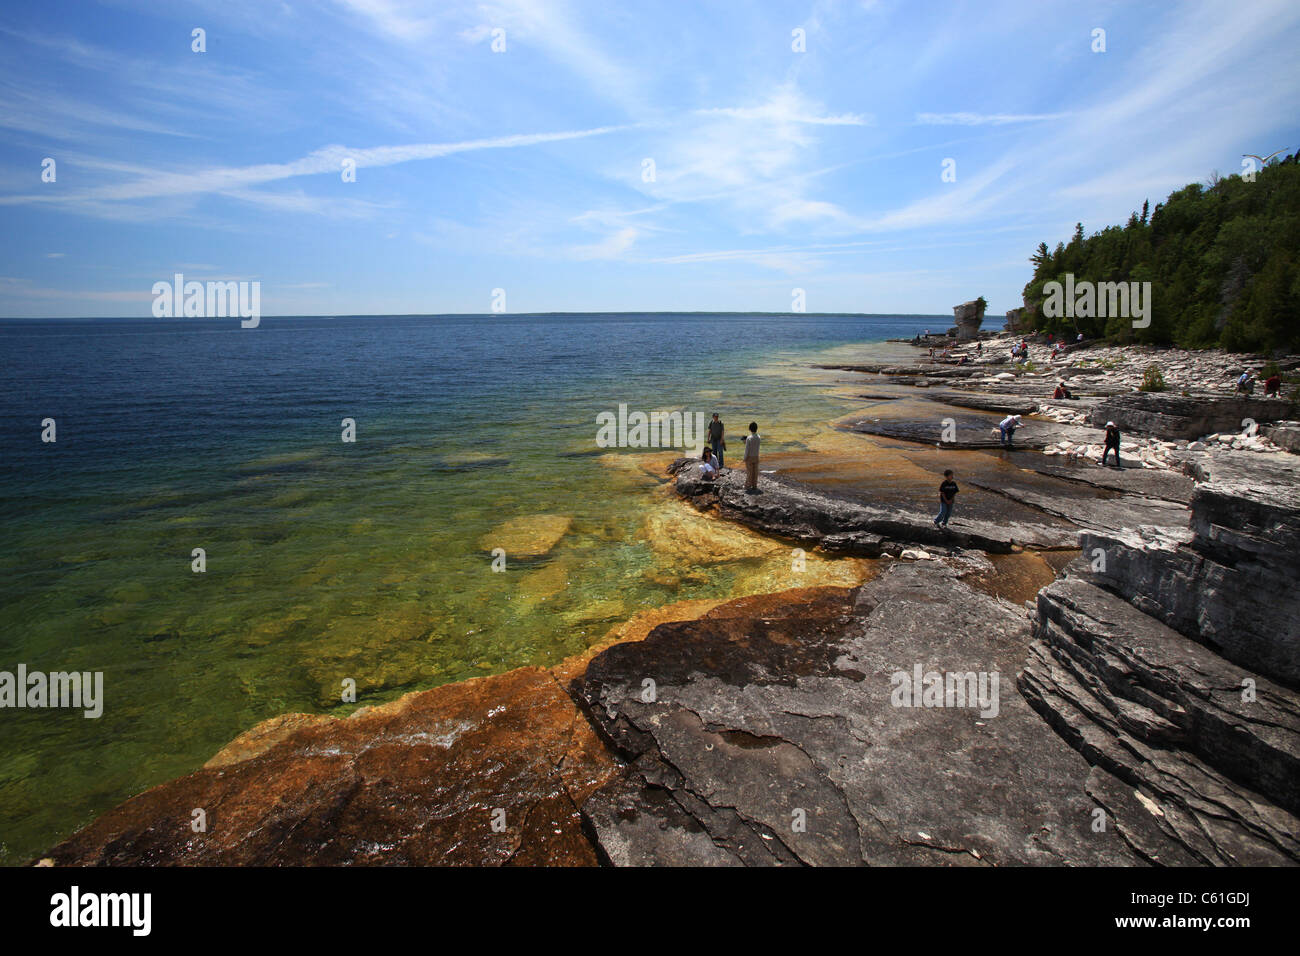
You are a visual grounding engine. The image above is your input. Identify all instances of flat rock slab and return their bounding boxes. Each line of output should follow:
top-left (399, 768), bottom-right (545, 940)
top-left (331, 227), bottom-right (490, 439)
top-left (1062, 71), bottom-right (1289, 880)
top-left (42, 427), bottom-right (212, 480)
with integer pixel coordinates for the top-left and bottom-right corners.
top-left (841, 412), bottom-right (1102, 451)
top-left (818, 363), bottom-right (982, 379)
top-left (42, 667), bottom-right (616, 866)
top-left (1007, 453), bottom-right (1196, 504)
top-left (958, 469), bottom-right (1190, 538)
top-left (917, 390), bottom-right (1040, 415)
top-left (574, 565), bottom-right (1146, 866)
top-left (671, 460), bottom-right (1079, 552)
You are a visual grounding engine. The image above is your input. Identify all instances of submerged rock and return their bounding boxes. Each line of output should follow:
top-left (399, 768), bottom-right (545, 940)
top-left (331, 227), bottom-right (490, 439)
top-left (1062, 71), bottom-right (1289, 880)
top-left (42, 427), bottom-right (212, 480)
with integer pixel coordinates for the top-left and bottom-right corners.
top-left (478, 514), bottom-right (573, 560)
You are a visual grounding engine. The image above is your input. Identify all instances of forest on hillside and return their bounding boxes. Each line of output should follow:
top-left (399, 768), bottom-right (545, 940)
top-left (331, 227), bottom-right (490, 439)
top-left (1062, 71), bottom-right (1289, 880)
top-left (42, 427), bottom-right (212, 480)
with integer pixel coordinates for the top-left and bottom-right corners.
top-left (1019, 153), bottom-right (1300, 353)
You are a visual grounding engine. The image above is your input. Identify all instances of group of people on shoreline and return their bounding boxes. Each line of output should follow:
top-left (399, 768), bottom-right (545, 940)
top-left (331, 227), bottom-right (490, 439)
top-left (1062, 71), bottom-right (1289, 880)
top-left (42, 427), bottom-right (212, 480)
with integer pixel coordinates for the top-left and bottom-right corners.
top-left (698, 413), bottom-right (762, 492)
top-left (691, 327), bottom-right (1226, 536)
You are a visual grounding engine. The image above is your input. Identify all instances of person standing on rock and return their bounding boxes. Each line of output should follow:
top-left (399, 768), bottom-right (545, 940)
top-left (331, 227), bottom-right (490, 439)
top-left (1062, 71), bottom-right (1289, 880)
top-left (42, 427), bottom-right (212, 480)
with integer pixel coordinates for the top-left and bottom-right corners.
top-left (1265, 371), bottom-right (1282, 397)
top-left (934, 470), bottom-right (958, 530)
top-left (998, 414), bottom-right (1021, 447)
top-left (1102, 421), bottom-right (1122, 468)
top-left (707, 413), bottom-right (726, 468)
top-left (743, 421), bottom-right (761, 492)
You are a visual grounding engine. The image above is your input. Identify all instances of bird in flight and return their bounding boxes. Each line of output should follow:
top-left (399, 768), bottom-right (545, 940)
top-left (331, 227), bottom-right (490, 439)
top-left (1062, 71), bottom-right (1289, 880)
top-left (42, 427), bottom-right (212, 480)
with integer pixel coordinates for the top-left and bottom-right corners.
top-left (1242, 149), bottom-right (1291, 166)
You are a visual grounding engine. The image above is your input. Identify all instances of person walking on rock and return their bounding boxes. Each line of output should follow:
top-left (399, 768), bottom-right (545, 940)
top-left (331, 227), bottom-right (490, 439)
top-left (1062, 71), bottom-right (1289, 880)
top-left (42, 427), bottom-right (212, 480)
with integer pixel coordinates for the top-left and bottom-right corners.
top-left (707, 413), bottom-right (726, 468)
top-left (934, 469), bottom-right (958, 530)
top-left (1102, 421), bottom-right (1122, 468)
top-left (743, 421), bottom-right (761, 492)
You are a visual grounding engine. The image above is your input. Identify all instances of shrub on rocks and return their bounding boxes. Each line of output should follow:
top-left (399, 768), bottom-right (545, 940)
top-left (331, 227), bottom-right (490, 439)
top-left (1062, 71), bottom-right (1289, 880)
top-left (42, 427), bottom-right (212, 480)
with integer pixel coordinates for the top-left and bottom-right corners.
top-left (1140, 364), bottom-right (1167, 392)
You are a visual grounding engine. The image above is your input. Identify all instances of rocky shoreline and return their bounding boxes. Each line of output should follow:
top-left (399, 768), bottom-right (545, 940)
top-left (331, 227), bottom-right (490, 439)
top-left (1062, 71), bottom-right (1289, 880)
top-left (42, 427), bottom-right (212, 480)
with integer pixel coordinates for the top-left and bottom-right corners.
top-left (37, 330), bottom-right (1300, 866)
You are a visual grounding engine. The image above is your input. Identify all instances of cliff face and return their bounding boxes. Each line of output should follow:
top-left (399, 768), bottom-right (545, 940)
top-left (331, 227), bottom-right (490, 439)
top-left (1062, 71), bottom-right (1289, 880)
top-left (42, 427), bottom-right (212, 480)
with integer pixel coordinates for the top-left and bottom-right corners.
top-left (1019, 450), bottom-right (1300, 864)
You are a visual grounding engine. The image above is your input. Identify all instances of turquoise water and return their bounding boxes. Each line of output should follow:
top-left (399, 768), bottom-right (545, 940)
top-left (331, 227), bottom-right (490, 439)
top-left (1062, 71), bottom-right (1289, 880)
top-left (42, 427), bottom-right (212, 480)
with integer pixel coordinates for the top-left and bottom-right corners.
top-left (0, 312), bottom-right (940, 863)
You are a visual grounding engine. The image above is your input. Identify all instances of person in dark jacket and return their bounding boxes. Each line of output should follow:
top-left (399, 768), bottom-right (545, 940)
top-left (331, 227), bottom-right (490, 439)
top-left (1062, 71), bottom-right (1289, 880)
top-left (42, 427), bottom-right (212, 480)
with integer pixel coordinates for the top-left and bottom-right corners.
top-left (707, 413), bottom-right (726, 468)
top-left (1102, 421), bottom-right (1122, 468)
top-left (933, 470), bottom-right (958, 530)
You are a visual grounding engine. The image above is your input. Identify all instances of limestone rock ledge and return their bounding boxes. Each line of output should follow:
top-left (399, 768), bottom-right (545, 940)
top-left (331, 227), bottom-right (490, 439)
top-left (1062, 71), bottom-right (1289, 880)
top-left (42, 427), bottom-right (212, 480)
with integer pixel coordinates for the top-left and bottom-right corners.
top-left (669, 458), bottom-right (1079, 553)
top-left (573, 563), bottom-right (1148, 866)
top-left (1081, 450), bottom-right (1300, 684)
top-left (1021, 573), bottom-right (1300, 865)
top-left (1018, 448), bottom-right (1300, 865)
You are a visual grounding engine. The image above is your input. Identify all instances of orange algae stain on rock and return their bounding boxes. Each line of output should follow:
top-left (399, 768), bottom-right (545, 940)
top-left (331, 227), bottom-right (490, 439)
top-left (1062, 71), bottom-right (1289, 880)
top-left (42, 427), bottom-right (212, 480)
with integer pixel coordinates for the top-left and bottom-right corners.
top-left (46, 580), bottom-right (876, 867)
top-left (47, 667), bottom-right (618, 866)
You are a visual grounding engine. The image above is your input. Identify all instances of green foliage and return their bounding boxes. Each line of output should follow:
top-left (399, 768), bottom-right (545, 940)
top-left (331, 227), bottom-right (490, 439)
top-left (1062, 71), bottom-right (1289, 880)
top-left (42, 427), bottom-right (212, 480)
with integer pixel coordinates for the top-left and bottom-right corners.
top-left (1021, 154), bottom-right (1300, 352)
top-left (1140, 364), bottom-right (1167, 392)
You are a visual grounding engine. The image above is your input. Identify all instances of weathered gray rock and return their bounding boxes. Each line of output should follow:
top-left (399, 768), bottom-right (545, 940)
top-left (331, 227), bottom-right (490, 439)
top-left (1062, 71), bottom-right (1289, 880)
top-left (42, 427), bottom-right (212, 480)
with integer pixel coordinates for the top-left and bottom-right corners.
top-left (669, 459), bottom-right (1079, 552)
top-left (843, 411), bottom-right (1100, 451)
top-left (918, 390), bottom-right (1040, 415)
top-left (575, 567), bottom-right (1149, 866)
top-left (953, 299), bottom-right (985, 340)
top-left (1020, 572), bottom-right (1300, 864)
top-left (817, 363), bottom-right (981, 379)
top-left (1080, 450), bottom-right (1300, 685)
top-left (1088, 393), bottom-right (1297, 440)
top-left (1261, 423), bottom-right (1300, 454)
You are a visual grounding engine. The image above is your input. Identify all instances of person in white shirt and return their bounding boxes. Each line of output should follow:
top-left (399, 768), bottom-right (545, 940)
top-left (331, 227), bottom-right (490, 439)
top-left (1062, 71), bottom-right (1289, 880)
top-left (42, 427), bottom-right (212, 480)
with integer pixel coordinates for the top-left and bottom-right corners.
top-left (998, 414), bottom-right (1021, 447)
top-left (743, 421), bottom-right (761, 491)
top-left (699, 447), bottom-right (719, 480)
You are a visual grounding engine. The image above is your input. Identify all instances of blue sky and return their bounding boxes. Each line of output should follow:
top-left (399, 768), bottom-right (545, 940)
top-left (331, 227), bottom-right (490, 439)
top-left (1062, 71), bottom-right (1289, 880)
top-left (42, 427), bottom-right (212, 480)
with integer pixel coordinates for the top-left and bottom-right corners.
top-left (1, 0), bottom-right (1298, 317)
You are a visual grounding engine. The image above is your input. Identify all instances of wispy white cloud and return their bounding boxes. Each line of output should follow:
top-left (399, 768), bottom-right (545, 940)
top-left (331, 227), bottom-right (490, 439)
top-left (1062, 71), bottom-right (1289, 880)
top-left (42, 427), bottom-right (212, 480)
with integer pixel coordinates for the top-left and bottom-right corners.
top-left (570, 226), bottom-right (640, 260)
top-left (0, 125), bottom-right (632, 208)
top-left (915, 112), bottom-right (1071, 126)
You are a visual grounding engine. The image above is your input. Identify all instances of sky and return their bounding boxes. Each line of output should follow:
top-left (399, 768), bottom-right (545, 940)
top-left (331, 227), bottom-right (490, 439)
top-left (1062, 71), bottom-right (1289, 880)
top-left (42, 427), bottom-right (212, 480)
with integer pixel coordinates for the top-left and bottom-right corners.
top-left (1, 0), bottom-right (1298, 318)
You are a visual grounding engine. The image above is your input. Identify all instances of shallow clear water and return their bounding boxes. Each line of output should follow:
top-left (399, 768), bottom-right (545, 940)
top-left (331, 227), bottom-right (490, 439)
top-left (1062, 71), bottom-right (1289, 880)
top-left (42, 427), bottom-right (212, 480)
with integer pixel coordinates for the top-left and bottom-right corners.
top-left (0, 312), bottom-right (939, 862)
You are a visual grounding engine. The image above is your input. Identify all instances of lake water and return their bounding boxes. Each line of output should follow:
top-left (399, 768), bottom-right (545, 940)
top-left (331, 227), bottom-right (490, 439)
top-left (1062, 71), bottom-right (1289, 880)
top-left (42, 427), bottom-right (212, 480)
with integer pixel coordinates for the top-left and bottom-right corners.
top-left (0, 312), bottom-right (944, 862)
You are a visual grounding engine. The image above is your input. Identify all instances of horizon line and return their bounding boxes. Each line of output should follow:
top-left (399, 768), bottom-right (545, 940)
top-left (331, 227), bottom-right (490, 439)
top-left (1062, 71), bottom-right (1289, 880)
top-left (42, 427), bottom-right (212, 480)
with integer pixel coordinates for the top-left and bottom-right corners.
top-left (1, 310), bottom-right (979, 321)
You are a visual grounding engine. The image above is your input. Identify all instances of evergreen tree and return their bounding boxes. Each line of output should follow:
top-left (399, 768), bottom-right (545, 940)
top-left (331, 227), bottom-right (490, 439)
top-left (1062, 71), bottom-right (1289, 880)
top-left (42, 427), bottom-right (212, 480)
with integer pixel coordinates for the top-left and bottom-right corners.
top-left (1020, 156), bottom-right (1300, 352)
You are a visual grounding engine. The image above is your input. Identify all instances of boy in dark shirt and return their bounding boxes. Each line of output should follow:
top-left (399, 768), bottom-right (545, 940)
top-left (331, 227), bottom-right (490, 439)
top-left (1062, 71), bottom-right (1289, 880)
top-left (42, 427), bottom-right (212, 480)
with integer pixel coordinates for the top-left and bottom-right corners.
top-left (934, 469), bottom-right (958, 529)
